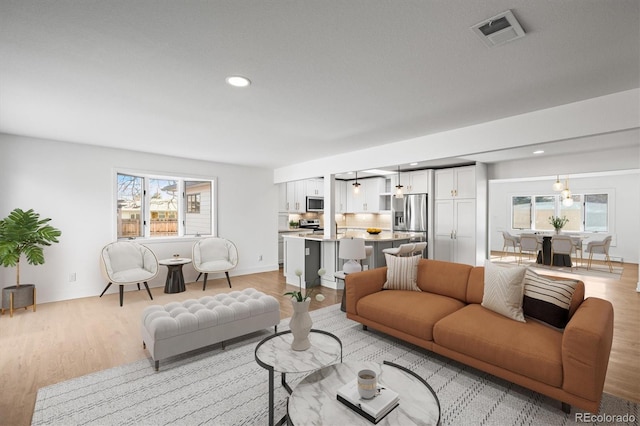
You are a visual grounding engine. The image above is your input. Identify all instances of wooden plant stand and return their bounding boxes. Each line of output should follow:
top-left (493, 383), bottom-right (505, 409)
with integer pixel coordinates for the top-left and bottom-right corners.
top-left (1, 284), bottom-right (36, 318)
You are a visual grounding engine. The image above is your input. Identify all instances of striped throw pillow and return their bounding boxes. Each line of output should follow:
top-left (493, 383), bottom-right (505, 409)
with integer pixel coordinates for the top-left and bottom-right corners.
top-left (522, 269), bottom-right (578, 329)
top-left (382, 254), bottom-right (421, 291)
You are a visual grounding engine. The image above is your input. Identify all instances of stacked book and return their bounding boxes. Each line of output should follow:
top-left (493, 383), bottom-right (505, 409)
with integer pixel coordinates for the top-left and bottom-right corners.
top-left (336, 379), bottom-right (399, 424)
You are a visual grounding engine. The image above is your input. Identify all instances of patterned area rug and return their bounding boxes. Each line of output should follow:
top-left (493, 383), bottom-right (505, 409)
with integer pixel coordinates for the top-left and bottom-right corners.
top-left (490, 255), bottom-right (624, 280)
top-left (32, 304), bottom-right (637, 426)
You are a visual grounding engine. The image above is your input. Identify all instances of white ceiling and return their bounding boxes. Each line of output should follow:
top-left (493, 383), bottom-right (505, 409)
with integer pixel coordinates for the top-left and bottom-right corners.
top-left (1, 1), bottom-right (638, 170)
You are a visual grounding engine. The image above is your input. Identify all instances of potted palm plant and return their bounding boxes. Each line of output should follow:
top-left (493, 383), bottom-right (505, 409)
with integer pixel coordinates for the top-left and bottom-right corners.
top-left (0, 208), bottom-right (61, 317)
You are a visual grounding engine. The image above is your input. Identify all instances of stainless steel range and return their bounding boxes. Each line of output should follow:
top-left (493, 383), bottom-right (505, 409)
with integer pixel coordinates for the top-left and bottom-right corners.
top-left (299, 219), bottom-right (322, 233)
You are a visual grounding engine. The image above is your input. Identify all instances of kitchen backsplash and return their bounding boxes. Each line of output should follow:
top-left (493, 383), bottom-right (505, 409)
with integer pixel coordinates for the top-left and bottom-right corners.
top-left (287, 212), bottom-right (391, 229)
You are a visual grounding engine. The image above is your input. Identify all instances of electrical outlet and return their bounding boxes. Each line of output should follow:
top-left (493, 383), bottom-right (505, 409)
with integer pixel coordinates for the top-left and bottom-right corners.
top-left (258, 255), bottom-right (263, 261)
top-left (69, 273), bottom-right (76, 282)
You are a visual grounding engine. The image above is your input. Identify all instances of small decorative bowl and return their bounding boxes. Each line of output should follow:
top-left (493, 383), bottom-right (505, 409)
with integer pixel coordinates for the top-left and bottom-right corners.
top-left (367, 229), bottom-right (382, 235)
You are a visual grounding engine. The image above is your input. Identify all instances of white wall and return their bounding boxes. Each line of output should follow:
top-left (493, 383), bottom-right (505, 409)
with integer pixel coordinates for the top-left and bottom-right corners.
top-left (487, 161), bottom-right (639, 263)
top-left (0, 134), bottom-right (279, 304)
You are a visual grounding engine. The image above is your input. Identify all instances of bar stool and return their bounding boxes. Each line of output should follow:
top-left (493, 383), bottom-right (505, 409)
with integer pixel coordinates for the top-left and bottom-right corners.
top-left (382, 242), bottom-right (426, 257)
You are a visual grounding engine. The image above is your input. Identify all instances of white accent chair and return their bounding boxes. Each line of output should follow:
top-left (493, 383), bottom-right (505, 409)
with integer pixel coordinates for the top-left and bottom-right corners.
top-left (518, 234), bottom-right (540, 264)
top-left (192, 237), bottom-right (239, 291)
top-left (501, 231), bottom-right (520, 259)
top-left (586, 235), bottom-right (613, 272)
top-left (550, 235), bottom-right (575, 271)
top-left (100, 241), bottom-right (158, 307)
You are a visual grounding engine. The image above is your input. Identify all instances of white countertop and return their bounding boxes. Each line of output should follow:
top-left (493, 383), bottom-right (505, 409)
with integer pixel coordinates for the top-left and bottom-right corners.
top-left (281, 231), bottom-right (412, 242)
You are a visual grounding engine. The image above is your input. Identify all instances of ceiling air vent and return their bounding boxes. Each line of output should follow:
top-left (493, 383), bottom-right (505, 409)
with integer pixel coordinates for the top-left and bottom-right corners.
top-left (471, 10), bottom-right (525, 47)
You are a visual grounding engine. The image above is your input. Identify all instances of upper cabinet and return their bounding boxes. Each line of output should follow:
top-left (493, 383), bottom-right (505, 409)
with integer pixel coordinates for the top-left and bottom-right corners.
top-left (335, 180), bottom-right (347, 213)
top-left (286, 180), bottom-right (306, 213)
top-left (278, 183), bottom-right (288, 212)
top-left (435, 166), bottom-right (476, 199)
top-left (305, 178), bottom-right (324, 197)
top-left (404, 170), bottom-right (429, 194)
top-left (346, 177), bottom-right (385, 213)
top-left (390, 170), bottom-right (429, 194)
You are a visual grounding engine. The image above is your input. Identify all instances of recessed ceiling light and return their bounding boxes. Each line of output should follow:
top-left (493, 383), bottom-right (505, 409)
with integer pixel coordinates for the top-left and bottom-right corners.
top-left (410, 162), bottom-right (418, 166)
top-left (533, 150), bottom-right (544, 155)
top-left (226, 75), bottom-right (251, 87)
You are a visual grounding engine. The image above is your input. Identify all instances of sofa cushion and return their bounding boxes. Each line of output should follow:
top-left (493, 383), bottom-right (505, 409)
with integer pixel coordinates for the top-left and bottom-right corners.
top-left (466, 266), bottom-right (485, 304)
top-left (357, 291), bottom-right (465, 341)
top-left (523, 269), bottom-right (578, 328)
top-left (416, 259), bottom-right (472, 302)
top-left (481, 261), bottom-right (526, 322)
top-left (382, 254), bottom-right (421, 291)
top-left (433, 304), bottom-right (563, 387)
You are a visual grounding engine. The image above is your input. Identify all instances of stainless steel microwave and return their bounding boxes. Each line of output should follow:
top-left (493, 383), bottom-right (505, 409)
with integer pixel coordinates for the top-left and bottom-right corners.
top-left (306, 196), bottom-right (324, 212)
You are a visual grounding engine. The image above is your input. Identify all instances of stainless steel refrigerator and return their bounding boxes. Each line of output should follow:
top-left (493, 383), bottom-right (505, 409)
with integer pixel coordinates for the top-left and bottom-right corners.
top-left (392, 193), bottom-right (428, 257)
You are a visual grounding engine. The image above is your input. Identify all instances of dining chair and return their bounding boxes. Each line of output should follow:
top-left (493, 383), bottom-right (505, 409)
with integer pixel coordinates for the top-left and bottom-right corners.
top-left (100, 241), bottom-right (158, 306)
top-left (518, 234), bottom-right (540, 264)
top-left (500, 231), bottom-right (520, 260)
top-left (192, 237), bottom-right (239, 290)
top-left (550, 235), bottom-right (574, 271)
top-left (586, 235), bottom-right (613, 273)
top-left (570, 236), bottom-right (584, 267)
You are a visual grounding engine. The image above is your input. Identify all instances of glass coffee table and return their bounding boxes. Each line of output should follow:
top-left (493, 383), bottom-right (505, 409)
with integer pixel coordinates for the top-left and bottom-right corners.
top-left (255, 329), bottom-right (342, 426)
top-left (287, 360), bottom-right (441, 425)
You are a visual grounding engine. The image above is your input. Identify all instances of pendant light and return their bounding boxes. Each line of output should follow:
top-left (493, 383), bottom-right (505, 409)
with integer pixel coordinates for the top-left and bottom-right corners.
top-left (352, 172), bottom-right (361, 194)
top-left (560, 178), bottom-right (571, 200)
top-left (395, 166), bottom-right (404, 198)
top-left (552, 175), bottom-right (564, 192)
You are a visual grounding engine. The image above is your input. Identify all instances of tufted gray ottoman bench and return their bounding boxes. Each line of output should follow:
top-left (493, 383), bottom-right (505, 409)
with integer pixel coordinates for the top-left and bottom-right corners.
top-left (141, 288), bottom-right (280, 370)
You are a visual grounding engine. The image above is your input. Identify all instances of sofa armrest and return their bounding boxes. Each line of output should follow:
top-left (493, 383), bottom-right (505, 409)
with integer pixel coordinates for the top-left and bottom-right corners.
top-left (562, 297), bottom-right (614, 402)
top-left (345, 267), bottom-right (387, 315)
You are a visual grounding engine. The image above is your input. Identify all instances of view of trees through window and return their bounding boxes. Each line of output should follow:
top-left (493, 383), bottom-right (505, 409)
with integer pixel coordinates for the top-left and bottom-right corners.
top-left (511, 193), bottom-right (608, 232)
top-left (117, 173), bottom-right (214, 239)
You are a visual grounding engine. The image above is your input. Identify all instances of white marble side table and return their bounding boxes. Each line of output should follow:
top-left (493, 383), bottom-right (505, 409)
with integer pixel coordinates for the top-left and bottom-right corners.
top-left (287, 360), bottom-right (441, 425)
top-left (255, 329), bottom-right (342, 426)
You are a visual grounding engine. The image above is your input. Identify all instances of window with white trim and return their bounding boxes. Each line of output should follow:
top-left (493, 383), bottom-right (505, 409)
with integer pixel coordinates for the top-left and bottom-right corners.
top-left (511, 193), bottom-right (609, 232)
top-left (116, 172), bottom-right (215, 239)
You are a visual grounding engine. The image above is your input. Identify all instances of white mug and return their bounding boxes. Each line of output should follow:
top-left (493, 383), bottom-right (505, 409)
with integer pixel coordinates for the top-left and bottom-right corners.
top-left (357, 369), bottom-right (377, 399)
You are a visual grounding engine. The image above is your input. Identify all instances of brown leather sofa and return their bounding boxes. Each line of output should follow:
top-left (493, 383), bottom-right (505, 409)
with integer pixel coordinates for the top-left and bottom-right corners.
top-left (345, 259), bottom-right (614, 414)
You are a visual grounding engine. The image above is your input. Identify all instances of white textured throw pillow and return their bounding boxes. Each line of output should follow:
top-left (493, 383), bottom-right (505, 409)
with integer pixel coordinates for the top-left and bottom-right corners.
top-left (481, 261), bottom-right (527, 322)
top-left (383, 254), bottom-right (421, 291)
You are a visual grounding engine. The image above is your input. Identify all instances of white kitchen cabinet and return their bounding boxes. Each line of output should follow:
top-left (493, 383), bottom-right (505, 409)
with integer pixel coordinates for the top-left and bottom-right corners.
top-left (346, 177), bottom-right (385, 213)
top-left (435, 166), bottom-right (475, 199)
top-left (278, 183), bottom-right (288, 212)
top-left (434, 165), bottom-right (478, 265)
top-left (305, 178), bottom-right (324, 197)
top-left (335, 180), bottom-right (347, 213)
top-left (389, 170), bottom-right (429, 194)
top-left (434, 198), bottom-right (476, 265)
top-left (286, 180), bottom-right (306, 213)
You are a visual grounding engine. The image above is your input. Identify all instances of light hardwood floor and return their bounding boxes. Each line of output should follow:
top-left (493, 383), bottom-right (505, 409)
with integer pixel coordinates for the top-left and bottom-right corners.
top-left (1, 263), bottom-right (638, 426)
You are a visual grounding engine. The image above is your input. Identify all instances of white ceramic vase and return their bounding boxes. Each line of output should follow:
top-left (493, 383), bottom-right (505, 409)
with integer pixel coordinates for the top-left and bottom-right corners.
top-left (290, 299), bottom-right (312, 351)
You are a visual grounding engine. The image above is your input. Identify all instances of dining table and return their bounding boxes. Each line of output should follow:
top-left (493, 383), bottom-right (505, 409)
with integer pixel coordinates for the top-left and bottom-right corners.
top-left (535, 235), bottom-right (571, 267)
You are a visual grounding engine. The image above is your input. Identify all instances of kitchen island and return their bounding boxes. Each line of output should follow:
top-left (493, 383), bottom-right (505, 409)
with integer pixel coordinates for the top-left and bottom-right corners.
top-left (282, 231), bottom-right (417, 289)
